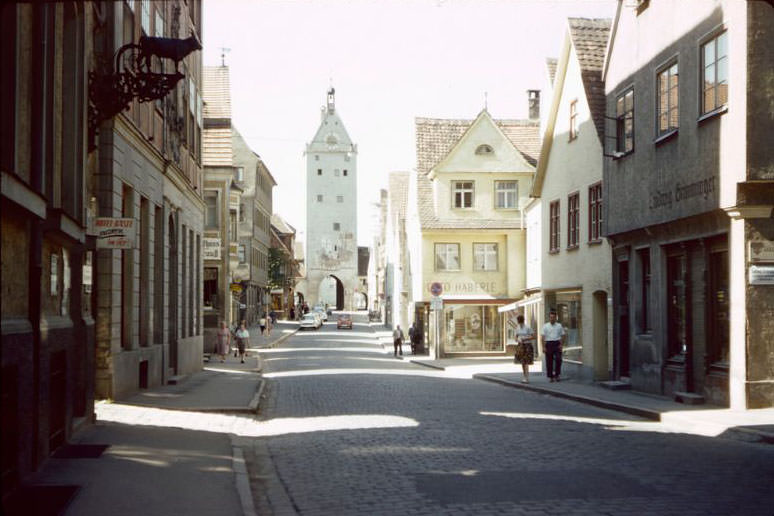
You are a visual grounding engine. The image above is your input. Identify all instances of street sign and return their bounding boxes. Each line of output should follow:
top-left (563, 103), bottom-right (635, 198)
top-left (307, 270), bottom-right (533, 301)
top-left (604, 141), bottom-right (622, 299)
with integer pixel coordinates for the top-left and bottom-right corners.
top-left (430, 282), bottom-right (443, 296)
top-left (750, 265), bottom-right (774, 285)
top-left (430, 296), bottom-right (443, 311)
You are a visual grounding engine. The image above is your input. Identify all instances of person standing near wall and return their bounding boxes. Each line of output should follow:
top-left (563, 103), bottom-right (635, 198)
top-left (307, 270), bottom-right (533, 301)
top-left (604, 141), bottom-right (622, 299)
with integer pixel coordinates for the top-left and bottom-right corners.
top-left (393, 325), bottom-right (404, 357)
top-left (541, 309), bottom-right (566, 382)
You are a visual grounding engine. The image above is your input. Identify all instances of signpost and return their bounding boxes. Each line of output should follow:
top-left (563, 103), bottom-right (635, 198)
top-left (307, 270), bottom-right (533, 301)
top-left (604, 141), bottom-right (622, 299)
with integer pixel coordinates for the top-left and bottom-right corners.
top-left (430, 282), bottom-right (443, 296)
top-left (429, 282), bottom-right (443, 359)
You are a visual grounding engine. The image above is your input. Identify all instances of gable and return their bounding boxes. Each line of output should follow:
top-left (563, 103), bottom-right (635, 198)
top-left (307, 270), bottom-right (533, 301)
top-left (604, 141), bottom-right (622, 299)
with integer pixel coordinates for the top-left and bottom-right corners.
top-left (432, 112), bottom-right (534, 176)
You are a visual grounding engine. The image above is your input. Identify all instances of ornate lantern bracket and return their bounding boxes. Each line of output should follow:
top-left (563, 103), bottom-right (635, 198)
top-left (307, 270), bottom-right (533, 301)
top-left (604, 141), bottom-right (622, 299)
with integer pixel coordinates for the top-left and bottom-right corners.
top-left (88, 34), bottom-right (201, 150)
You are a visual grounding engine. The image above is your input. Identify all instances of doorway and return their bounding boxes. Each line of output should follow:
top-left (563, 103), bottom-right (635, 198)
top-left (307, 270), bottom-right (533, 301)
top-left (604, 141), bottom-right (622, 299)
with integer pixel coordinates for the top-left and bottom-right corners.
top-left (319, 275), bottom-right (344, 310)
top-left (616, 259), bottom-right (630, 378)
top-left (592, 290), bottom-right (609, 380)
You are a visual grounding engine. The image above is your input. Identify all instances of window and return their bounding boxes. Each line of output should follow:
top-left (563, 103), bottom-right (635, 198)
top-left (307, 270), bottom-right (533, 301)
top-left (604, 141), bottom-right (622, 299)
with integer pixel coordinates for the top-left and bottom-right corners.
top-left (701, 31), bottom-right (728, 115)
top-left (140, 0), bottom-right (150, 35)
top-left (588, 183), bottom-right (602, 242)
top-left (205, 194), bottom-right (217, 228)
top-left (236, 167), bottom-right (244, 182)
top-left (238, 245), bottom-right (246, 264)
top-left (475, 144), bottom-right (493, 155)
top-left (639, 248), bottom-right (651, 332)
top-left (569, 100), bottom-right (578, 140)
top-left (335, 169), bottom-right (340, 176)
top-left (657, 62), bottom-right (679, 136)
top-left (343, 169), bottom-right (348, 176)
top-left (239, 203), bottom-right (245, 222)
top-left (317, 195), bottom-right (323, 202)
top-left (317, 169), bottom-right (322, 176)
top-left (495, 181), bottom-right (518, 209)
top-left (452, 181), bottom-right (474, 208)
top-left (616, 88), bottom-right (634, 154)
top-left (337, 195), bottom-right (343, 203)
top-left (230, 211), bottom-right (237, 240)
top-left (435, 243), bottom-right (460, 271)
top-left (333, 222), bottom-right (340, 231)
top-left (474, 243), bottom-right (498, 271)
top-left (154, 8), bottom-right (164, 37)
top-left (444, 305), bottom-right (501, 352)
top-left (549, 201), bottom-right (560, 253)
top-left (567, 193), bottom-right (580, 248)
top-left (315, 155), bottom-right (319, 161)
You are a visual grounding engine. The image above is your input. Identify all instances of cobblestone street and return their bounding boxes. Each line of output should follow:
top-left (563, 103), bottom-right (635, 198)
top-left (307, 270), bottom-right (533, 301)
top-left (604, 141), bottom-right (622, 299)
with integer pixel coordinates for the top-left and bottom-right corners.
top-left (243, 315), bottom-right (774, 515)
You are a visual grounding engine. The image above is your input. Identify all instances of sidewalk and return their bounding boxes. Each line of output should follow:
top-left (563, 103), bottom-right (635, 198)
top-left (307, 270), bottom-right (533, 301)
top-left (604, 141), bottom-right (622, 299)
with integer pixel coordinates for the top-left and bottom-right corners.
top-left (6, 321), bottom-right (300, 516)
top-left (407, 356), bottom-right (774, 444)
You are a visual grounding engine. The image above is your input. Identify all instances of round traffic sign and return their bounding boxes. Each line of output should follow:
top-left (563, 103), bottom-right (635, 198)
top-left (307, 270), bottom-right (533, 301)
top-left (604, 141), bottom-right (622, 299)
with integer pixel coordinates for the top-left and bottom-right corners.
top-left (430, 282), bottom-right (443, 296)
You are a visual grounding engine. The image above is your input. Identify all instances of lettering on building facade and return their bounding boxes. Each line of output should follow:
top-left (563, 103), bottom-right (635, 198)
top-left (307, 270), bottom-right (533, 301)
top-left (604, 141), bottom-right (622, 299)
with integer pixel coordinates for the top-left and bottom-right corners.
top-left (427, 281), bottom-right (499, 295)
top-left (648, 176), bottom-right (716, 210)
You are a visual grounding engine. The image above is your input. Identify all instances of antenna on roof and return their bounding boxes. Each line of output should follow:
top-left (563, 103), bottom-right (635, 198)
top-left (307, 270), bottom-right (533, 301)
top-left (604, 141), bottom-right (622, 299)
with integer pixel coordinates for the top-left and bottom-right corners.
top-left (219, 47), bottom-right (231, 67)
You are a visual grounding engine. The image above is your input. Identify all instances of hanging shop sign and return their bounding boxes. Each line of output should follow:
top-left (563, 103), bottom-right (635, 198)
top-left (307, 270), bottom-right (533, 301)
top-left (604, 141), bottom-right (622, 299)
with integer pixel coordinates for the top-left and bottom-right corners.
top-left (94, 218), bottom-right (136, 249)
top-left (203, 238), bottom-right (221, 260)
top-left (230, 283), bottom-right (243, 293)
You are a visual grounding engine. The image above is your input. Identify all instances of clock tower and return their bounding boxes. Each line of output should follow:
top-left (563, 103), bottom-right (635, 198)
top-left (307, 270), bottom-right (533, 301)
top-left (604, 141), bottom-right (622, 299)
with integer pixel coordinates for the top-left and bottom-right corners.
top-left (305, 88), bottom-right (358, 310)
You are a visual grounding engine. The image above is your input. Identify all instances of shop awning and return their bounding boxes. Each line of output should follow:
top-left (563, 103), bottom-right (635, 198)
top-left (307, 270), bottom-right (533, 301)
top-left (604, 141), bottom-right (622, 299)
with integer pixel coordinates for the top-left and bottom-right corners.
top-left (498, 295), bottom-right (543, 313)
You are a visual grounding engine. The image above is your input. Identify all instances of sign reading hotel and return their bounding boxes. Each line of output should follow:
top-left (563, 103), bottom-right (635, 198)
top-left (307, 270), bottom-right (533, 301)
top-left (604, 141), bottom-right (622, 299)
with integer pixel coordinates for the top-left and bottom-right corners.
top-left (95, 218), bottom-right (136, 249)
top-left (203, 238), bottom-right (221, 260)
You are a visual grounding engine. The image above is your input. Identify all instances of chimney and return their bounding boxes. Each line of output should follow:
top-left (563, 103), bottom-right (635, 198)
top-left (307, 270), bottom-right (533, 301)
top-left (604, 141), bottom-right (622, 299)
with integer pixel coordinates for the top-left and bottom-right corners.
top-left (528, 90), bottom-right (540, 120)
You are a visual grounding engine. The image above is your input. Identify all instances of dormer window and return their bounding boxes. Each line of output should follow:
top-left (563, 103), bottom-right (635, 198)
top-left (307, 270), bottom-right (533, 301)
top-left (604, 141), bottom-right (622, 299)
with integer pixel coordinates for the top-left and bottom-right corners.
top-left (453, 181), bottom-right (474, 208)
top-left (475, 144), bottom-right (494, 155)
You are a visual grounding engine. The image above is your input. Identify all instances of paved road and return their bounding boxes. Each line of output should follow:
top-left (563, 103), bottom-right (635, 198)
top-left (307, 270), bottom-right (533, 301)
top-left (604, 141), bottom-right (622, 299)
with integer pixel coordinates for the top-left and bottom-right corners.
top-left (244, 313), bottom-right (774, 516)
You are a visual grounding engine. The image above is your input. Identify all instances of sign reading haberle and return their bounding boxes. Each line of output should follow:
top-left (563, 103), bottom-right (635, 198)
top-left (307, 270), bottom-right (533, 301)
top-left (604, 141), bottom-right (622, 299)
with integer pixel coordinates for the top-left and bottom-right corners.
top-left (95, 218), bottom-right (136, 249)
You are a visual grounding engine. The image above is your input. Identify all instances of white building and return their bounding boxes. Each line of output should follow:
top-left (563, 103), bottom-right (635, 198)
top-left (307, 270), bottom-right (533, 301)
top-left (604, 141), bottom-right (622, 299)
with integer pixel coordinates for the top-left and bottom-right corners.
top-left (305, 88), bottom-right (358, 310)
top-left (529, 18), bottom-right (613, 381)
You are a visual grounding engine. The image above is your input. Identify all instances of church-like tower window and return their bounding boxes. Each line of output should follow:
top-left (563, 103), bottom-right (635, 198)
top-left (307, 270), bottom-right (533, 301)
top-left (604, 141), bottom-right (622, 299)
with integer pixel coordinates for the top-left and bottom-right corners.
top-left (333, 223), bottom-right (340, 231)
top-left (343, 169), bottom-right (348, 176)
top-left (317, 169), bottom-right (322, 176)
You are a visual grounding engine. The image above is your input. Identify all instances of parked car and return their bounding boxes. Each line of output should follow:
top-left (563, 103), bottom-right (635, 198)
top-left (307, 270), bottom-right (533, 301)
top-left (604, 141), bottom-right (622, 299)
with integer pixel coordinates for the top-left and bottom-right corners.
top-left (299, 313), bottom-right (321, 330)
top-left (336, 314), bottom-right (353, 329)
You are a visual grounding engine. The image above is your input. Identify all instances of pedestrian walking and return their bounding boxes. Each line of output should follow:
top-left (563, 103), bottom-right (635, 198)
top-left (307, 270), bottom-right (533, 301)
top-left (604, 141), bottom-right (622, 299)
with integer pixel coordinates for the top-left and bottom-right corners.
top-left (393, 325), bottom-right (404, 357)
top-left (259, 313), bottom-right (267, 336)
top-left (513, 314), bottom-right (535, 383)
top-left (408, 322), bottom-right (421, 355)
top-left (541, 309), bottom-right (566, 382)
top-left (216, 321), bottom-right (231, 363)
top-left (235, 320), bottom-right (250, 364)
top-left (266, 314), bottom-right (273, 336)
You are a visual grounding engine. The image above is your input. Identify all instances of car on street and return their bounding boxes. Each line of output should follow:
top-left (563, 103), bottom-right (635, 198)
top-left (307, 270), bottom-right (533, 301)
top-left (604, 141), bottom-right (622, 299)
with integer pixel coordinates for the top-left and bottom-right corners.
top-left (299, 313), bottom-right (321, 330)
top-left (313, 307), bottom-right (328, 321)
top-left (336, 314), bottom-right (353, 329)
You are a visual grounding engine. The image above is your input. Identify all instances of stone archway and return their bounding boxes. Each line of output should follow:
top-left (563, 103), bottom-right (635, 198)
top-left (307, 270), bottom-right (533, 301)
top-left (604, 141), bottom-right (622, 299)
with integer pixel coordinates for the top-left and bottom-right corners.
top-left (318, 275), bottom-right (345, 310)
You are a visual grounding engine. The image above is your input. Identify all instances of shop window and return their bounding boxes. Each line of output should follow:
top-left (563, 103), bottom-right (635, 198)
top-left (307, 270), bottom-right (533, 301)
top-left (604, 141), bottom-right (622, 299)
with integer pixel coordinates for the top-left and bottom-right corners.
top-left (204, 267), bottom-right (218, 308)
top-left (667, 253), bottom-right (687, 357)
top-left (435, 243), bottom-right (460, 271)
top-left (444, 304), bottom-right (501, 352)
top-left (473, 243), bottom-right (498, 271)
top-left (638, 248), bottom-right (651, 332)
top-left (556, 292), bottom-right (582, 363)
top-left (708, 248), bottom-right (729, 364)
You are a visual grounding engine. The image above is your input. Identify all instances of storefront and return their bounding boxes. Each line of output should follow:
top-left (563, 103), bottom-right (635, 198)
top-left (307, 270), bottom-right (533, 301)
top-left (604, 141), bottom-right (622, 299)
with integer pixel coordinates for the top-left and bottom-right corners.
top-left (431, 299), bottom-right (513, 357)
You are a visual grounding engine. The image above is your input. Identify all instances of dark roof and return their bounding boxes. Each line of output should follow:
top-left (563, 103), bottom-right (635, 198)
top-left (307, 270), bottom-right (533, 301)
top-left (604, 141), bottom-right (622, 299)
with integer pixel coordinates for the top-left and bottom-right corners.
top-left (567, 18), bottom-right (611, 142)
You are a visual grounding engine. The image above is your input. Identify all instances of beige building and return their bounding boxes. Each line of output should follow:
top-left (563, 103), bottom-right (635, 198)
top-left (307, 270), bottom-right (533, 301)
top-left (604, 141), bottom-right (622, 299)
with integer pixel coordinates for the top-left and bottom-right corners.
top-left (408, 110), bottom-right (540, 357)
top-left (529, 18), bottom-right (613, 381)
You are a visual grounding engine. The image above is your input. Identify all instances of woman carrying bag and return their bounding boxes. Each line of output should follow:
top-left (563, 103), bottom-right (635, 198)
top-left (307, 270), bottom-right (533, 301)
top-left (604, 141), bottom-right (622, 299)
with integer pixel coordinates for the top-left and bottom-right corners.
top-left (513, 314), bottom-right (535, 383)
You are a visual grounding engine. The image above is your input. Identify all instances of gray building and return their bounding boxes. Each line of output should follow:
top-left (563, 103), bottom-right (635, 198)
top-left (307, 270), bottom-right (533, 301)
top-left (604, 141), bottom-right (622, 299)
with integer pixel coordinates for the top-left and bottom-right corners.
top-left (603, 0), bottom-right (773, 408)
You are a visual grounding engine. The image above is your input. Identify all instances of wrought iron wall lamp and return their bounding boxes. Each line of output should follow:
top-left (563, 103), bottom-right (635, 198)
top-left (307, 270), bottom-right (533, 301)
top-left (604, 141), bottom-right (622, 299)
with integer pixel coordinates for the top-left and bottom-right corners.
top-left (88, 34), bottom-right (202, 150)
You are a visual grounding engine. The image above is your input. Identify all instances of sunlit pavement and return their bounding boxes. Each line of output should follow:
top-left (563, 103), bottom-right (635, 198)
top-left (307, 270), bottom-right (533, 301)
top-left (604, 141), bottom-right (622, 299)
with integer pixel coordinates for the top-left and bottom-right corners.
top-left (246, 311), bottom-right (774, 515)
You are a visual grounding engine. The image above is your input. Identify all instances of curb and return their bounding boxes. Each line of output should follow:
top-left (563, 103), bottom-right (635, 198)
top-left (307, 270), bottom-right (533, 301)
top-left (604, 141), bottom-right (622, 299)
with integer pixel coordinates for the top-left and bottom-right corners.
top-left (248, 379), bottom-right (265, 413)
top-left (473, 373), bottom-right (662, 421)
top-left (231, 437), bottom-right (258, 516)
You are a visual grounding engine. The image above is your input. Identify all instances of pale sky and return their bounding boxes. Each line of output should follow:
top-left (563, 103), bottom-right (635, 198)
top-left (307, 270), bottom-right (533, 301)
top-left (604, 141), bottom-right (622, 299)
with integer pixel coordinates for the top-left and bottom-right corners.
top-left (203, 0), bottom-right (617, 246)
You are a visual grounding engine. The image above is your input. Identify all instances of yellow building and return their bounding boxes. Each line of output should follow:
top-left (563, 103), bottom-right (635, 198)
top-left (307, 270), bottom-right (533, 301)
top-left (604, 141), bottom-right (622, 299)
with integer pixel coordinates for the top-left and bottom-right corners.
top-left (407, 109), bottom-right (540, 357)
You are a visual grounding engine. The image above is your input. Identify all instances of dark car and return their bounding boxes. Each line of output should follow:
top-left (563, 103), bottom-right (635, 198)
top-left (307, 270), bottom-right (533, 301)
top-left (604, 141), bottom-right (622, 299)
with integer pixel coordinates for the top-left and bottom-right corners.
top-left (336, 314), bottom-right (353, 329)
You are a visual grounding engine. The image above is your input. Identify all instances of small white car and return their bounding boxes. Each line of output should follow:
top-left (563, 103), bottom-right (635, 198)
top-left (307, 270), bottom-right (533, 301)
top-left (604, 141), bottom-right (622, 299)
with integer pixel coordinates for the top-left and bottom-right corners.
top-left (313, 308), bottom-right (328, 322)
top-left (299, 313), bottom-right (321, 330)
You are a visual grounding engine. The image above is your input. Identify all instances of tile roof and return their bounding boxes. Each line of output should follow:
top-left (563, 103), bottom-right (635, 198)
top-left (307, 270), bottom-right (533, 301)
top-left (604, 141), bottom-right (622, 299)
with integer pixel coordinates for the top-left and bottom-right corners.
top-left (567, 18), bottom-right (611, 142)
top-left (202, 66), bottom-right (232, 120)
top-left (546, 58), bottom-right (558, 87)
top-left (203, 127), bottom-right (233, 167)
top-left (271, 213), bottom-right (296, 235)
top-left (388, 171), bottom-right (410, 221)
top-left (414, 116), bottom-right (538, 231)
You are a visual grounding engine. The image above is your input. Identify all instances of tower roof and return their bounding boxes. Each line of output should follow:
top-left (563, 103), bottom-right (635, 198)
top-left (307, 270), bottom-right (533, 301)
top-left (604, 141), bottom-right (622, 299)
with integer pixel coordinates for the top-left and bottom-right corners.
top-left (307, 88), bottom-right (356, 153)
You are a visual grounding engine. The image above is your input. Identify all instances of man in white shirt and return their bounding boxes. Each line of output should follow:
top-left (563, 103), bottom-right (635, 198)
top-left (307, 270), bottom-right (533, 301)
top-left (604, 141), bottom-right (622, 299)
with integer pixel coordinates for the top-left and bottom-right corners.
top-left (541, 309), bottom-right (566, 382)
top-left (393, 325), bottom-right (404, 357)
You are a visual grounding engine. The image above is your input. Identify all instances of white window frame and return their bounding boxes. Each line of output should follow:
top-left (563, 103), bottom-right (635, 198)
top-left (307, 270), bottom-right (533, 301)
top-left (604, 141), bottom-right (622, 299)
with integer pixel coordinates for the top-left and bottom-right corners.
top-left (494, 181), bottom-right (518, 209)
top-left (452, 181), bottom-right (474, 209)
top-left (700, 30), bottom-right (728, 116)
top-left (435, 243), bottom-right (461, 272)
top-left (473, 243), bottom-right (498, 271)
top-left (141, 0), bottom-right (150, 35)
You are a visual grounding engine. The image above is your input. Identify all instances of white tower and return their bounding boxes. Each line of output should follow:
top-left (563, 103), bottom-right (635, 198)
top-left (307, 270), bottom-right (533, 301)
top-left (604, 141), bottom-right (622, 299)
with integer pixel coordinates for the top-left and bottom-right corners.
top-left (305, 88), bottom-right (358, 310)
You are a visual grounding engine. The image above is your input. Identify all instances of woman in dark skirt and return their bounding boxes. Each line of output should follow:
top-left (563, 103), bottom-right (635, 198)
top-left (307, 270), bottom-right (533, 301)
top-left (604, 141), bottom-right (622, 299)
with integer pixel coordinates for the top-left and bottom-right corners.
top-left (513, 314), bottom-right (535, 383)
